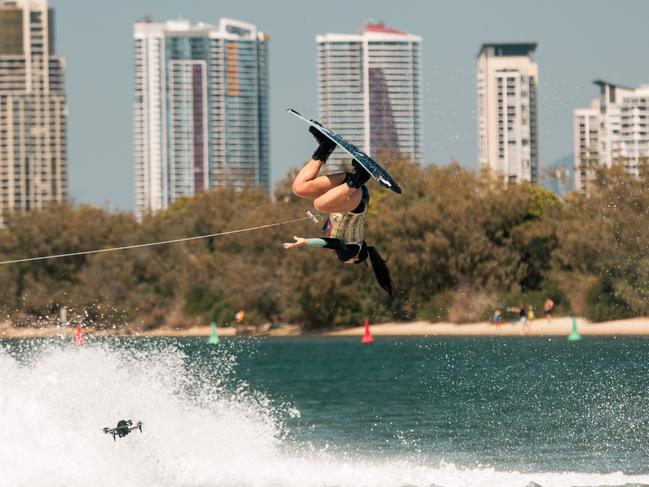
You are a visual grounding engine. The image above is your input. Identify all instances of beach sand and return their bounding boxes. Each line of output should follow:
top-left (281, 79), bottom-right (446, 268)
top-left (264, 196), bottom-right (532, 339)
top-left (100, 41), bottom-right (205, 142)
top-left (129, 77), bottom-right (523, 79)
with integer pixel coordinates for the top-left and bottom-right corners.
top-left (1, 316), bottom-right (649, 339)
top-left (325, 317), bottom-right (649, 337)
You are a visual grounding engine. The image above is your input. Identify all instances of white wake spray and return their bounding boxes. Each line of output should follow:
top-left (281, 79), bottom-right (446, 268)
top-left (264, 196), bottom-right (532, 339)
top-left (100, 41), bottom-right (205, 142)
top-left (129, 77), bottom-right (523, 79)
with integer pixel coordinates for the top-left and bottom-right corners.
top-left (0, 340), bottom-right (647, 487)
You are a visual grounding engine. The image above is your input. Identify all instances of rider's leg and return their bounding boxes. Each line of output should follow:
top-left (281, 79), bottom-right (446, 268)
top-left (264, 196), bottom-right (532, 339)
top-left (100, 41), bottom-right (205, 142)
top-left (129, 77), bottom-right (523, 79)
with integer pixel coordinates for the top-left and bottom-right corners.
top-left (292, 126), bottom-right (339, 199)
top-left (313, 184), bottom-right (363, 213)
top-left (312, 159), bottom-right (371, 212)
top-left (292, 162), bottom-right (346, 199)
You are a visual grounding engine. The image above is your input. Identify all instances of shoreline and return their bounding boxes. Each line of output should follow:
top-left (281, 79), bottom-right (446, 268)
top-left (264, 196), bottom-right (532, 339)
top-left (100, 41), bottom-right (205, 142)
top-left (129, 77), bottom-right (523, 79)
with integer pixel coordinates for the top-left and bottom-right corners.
top-left (324, 317), bottom-right (649, 337)
top-left (1, 316), bottom-right (649, 339)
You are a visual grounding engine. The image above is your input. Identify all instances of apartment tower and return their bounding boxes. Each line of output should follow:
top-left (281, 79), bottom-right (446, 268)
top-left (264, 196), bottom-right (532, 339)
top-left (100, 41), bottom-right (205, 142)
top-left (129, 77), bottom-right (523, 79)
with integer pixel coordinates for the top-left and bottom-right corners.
top-left (477, 43), bottom-right (539, 184)
top-left (316, 22), bottom-right (422, 170)
top-left (573, 100), bottom-right (600, 194)
top-left (0, 0), bottom-right (67, 224)
top-left (574, 81), bottom-right (649, 193)
top-left (133, 18), bottom-right (269, 218)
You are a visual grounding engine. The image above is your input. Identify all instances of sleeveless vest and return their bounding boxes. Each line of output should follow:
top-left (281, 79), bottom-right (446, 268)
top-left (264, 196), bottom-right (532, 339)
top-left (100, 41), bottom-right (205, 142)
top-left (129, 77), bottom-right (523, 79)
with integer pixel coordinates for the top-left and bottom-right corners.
top-left (325, 208), bottom-right (366, 246)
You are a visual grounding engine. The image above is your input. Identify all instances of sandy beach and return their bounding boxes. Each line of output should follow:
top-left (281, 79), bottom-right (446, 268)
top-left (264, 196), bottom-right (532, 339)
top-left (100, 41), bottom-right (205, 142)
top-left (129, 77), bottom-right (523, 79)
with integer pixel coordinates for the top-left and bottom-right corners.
top-left (325, 317), bottom-right (649, 337)
top-left (1, 316), bottom-right (649, 339)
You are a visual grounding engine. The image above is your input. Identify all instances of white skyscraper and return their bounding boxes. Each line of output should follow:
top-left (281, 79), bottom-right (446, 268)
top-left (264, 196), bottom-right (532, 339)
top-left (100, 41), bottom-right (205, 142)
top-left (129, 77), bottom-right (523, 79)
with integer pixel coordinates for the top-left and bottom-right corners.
top-left (477, 43), bottom-right (539, 184)
top-left (133, 18), bottom-right (270, 219)
top-left (316, 22), bottom-right (422, 170)
top-left (0, 0), bottom-right (67, 224)
top-left (573, 102), bottom-right (600, 194)
top-left (573, 81), bottom-right (649, 194)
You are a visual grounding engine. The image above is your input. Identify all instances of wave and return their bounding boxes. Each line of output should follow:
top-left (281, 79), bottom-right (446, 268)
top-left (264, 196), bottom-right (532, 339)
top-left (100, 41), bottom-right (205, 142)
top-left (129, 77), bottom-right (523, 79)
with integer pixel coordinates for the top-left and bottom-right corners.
top-left (0, 339), bottom-right (647, 487)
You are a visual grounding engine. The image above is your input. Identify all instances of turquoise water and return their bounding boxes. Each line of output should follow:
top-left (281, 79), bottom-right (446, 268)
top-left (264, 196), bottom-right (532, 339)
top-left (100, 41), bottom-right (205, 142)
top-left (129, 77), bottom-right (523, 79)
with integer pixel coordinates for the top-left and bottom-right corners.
top-left (235, 337), bottom-right (649, 471)
top-left (1, 335), bottom-right (649, 487)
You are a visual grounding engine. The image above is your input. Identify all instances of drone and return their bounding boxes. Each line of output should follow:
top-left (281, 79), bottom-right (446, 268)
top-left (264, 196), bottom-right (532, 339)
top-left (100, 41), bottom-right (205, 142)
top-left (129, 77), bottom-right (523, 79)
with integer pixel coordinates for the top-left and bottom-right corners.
top-left (102, 419), bottom-right (143, 441)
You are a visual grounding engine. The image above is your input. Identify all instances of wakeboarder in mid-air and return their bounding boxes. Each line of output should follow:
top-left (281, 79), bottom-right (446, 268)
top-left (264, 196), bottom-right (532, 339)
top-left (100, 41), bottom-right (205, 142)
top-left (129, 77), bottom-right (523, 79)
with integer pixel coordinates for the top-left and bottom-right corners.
top-left (283, 110), bottom-right (397, 297)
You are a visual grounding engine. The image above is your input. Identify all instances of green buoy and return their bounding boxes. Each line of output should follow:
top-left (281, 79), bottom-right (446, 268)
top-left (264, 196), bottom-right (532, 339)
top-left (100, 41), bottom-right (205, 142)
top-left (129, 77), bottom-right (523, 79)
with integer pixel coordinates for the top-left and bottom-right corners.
top-left (208, 321), bottom-right (220, 345)
top-left (567, 316), bottom-right (581, 341)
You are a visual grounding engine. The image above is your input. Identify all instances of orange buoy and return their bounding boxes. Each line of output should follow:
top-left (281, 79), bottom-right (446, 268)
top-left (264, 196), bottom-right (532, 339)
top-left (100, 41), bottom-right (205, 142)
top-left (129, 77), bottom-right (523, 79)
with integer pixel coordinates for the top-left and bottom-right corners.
top-left (75, 324), bottom-right (84, 347)
top-left (360, 319), bottom-right (374, 344)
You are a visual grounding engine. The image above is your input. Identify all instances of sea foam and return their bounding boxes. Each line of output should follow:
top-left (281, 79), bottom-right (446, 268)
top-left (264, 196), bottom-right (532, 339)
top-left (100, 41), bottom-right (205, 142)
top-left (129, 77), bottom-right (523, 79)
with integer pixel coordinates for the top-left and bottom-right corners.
top-left (0, 340), bottom-right (647, 487)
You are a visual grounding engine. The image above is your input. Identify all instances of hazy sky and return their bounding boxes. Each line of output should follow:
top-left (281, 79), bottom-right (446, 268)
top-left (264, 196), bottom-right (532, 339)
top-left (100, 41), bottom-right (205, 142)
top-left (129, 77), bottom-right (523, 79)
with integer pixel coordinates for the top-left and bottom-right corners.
top-left (50, 0), bottom-right (649, 210)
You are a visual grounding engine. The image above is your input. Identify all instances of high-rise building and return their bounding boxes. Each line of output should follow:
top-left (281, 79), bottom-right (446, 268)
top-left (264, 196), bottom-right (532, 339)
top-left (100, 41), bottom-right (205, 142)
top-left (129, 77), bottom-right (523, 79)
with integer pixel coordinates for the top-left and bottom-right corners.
top-left (477, 43), bottom-right (539, 184)
top-left (316, 22), bottom-right (422, 171)
top-left (133, 18), bottom-right (269, 218)
top-left (0, 0), bottom-right (67, 224)
top-left (573, 102), bottom-right (600, 194)
top-left (573, 81), bottom-right (649, 194)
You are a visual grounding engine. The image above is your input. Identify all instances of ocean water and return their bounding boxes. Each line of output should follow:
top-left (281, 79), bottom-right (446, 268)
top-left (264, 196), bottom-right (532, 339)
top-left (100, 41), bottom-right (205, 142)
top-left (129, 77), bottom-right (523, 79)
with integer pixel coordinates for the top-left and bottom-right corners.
top-left (1, 335), bottom-right (648, 487)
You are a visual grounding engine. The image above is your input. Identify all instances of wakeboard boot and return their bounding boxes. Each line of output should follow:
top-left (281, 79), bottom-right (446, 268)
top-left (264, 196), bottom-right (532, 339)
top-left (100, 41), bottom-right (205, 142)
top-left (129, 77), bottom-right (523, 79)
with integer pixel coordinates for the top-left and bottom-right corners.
top-left (345, 159), bottom-right (371, 188)
top-left (310, 126), bottom-right (336, 163)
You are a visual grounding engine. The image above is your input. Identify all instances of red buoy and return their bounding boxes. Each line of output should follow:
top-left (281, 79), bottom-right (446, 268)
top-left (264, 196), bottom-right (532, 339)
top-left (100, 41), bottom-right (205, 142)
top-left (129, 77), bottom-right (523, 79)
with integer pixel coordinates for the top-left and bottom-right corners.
top-left (360, 319), bottom-right (375, 344)
top-left (75, 324), bottom-right (84, 347)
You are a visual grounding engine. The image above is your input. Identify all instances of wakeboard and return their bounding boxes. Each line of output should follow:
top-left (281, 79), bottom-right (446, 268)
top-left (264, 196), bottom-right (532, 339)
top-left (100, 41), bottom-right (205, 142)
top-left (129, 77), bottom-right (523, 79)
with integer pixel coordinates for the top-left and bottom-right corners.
top-left (288, 108), bottom-right (402, 194)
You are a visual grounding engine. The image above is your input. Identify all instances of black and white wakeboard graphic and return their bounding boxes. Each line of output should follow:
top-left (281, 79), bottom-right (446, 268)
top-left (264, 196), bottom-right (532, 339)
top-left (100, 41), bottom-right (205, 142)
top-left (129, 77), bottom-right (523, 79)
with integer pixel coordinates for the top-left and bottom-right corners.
top-left (288, 108), bottom-right (402, 194)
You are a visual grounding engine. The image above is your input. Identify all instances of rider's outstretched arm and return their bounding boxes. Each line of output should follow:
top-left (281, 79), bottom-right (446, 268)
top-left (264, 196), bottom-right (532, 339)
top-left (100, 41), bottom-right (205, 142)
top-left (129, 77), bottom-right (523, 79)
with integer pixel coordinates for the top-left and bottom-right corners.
top-left (282, 236), bottom-right (342, 250)
top-left (283, 236), bottom-right (361, 262)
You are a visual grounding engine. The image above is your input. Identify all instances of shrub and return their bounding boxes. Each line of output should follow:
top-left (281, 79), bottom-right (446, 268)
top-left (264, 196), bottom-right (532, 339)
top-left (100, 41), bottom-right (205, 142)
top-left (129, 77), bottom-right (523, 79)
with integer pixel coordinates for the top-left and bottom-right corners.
top-left (583, 276), bottom-right (634, 322)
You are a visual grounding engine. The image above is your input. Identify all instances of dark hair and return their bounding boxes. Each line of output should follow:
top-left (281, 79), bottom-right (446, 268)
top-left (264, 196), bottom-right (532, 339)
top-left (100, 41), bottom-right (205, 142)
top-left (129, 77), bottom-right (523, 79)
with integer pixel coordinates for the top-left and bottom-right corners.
top-left (355, 241), bottom-right (393, 298)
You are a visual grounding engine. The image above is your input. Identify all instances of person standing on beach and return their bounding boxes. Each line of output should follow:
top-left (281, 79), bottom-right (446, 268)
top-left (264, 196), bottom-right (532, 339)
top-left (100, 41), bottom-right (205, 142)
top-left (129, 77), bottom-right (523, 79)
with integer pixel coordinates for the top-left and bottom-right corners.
top-left (491, 309), bottom-right (503, 326)
top-left (543, 298), bottom-right (554, 324)
top-left (518, 303), bottom-right (529, 336)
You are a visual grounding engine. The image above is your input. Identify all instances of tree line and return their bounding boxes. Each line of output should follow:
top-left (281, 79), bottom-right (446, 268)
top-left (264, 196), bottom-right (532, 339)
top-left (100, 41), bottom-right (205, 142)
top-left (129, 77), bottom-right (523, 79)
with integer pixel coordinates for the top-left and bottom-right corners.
top-left (0, 160), bottom-right (646, 330)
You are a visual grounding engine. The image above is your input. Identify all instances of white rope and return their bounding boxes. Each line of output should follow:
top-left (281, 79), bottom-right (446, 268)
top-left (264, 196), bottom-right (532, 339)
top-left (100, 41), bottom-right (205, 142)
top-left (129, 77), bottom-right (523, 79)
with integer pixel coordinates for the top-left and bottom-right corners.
top-left (0, 216), bottom-right (310, 265)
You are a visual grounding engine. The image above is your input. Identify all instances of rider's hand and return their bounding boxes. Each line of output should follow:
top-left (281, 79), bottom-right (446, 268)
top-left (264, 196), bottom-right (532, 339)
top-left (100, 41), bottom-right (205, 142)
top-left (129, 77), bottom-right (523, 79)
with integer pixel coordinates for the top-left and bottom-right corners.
top-left (283, 236), bottom-right (307, 250)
